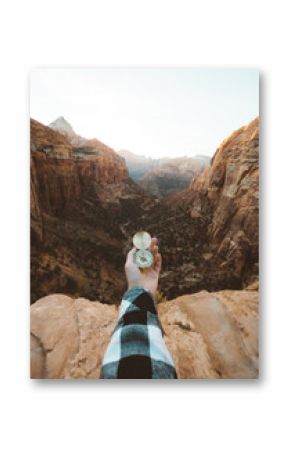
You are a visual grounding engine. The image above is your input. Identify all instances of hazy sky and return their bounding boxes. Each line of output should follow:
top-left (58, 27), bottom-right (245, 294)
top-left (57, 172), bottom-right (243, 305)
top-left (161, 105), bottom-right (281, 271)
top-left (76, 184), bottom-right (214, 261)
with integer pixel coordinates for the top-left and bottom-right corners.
top-left (30, 68), bottom-right (259, 158)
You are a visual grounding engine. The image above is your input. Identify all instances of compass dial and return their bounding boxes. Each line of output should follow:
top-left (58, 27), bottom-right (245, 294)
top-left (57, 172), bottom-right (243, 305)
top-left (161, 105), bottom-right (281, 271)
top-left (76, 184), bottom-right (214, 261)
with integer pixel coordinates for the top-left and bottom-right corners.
top-left (133, 231), bottom-right (152, 250)
top-left (135, 249), bottom-right (154, 268)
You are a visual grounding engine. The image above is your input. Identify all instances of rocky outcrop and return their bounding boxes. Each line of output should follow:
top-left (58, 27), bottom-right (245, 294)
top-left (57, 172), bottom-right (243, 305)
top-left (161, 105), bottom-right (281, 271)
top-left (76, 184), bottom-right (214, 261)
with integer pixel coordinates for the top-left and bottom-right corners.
top-left (30, 289), bottom-right (258, 379)
top-left (159, 289), bottom-right (258, 379)
top-left (137, 157), bottom-right (209, 197)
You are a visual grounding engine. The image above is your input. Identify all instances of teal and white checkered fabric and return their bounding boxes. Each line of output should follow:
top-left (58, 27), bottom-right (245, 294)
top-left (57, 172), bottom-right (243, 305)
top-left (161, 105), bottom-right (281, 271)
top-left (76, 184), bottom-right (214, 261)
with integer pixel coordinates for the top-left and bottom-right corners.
top-left (100, 287), bottom-right (177, 379)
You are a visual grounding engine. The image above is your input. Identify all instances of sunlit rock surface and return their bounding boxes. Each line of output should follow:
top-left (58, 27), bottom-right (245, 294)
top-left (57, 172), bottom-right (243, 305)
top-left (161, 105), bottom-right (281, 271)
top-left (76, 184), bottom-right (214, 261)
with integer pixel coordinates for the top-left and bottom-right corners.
top-left (31, 289), bottom-right (258, 379)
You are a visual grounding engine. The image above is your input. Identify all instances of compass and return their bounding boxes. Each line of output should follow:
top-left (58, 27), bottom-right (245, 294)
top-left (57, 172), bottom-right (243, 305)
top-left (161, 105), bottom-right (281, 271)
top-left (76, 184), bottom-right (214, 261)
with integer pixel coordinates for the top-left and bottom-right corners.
top-left (135, 249), bottom-right (154, 268)
top-left (132, 231), bottom-right (154, 268)
top-left (133, 231), bottom-right (152, 250)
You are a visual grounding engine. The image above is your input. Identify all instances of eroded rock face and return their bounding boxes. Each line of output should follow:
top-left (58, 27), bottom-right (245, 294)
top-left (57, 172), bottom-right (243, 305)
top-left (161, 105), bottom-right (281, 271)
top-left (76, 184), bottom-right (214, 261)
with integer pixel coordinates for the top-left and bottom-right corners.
top-left (188, 117), bottom-right (259, 288)
top-left (30, 119), bottom-right (154, 303)
top-left (122, 117), bottom-right (259, 298)
top-left (30, 289), bottom-right (258, 379)
top-left (31, 118), bottom-right (128, 214)
top-left (31, 116), bottom-right (259, 305)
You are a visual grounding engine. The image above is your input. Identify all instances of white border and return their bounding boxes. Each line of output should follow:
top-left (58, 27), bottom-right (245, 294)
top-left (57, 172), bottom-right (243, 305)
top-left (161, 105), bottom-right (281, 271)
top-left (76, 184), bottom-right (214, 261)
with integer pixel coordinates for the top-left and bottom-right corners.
top-left (1, 1), bottom-right (289, 448)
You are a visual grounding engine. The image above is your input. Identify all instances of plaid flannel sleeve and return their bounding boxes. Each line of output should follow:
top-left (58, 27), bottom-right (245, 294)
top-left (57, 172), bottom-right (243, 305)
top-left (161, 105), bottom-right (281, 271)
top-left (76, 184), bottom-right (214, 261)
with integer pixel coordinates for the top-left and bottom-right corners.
top-left (100, 287), bottom-right (177, 379)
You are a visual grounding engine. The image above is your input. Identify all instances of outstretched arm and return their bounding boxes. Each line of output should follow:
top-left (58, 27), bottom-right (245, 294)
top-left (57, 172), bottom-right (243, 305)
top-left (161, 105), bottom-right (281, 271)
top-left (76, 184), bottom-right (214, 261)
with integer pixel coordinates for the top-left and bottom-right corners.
top-left (100, 237), bottom-right (177, 379)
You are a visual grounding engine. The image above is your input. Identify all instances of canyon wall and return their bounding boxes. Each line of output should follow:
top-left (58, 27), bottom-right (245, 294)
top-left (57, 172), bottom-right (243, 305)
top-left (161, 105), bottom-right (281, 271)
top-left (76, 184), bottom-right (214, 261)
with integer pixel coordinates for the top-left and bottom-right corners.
top-left (120, 118), bottom-right (259, 298)
top-left (31, 116), bottom-right (259, 304)
top-left (31, 118), bottom-right (128, 214)
top-left (30, 118), bottom-right (153, 303)
top-left (30, 117), bottom-right (259, 379)
top-left (185, 117), bottom-right (259, 289)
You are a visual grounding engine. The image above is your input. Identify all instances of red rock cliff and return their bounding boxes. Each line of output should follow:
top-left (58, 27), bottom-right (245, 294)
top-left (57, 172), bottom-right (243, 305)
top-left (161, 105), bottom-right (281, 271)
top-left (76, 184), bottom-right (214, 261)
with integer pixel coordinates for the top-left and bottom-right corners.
top-left (31, 116), bottom-right (259, 304)
top-left (188, 117), bottom-right (259, 287)
top-left (119, 117), bottom-right (259, 297)
top-left (30, 118), bottom-right (153, 304)
top-left (31, 119), bottom-right (128, 214)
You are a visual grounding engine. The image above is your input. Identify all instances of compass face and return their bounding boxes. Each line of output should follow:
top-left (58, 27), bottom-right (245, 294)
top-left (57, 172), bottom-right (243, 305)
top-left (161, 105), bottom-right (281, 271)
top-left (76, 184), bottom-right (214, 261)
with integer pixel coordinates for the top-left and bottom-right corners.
top-left (135, 249), bottom-right (154, 268)
top-left (133, 231), bottom-right (152, 250)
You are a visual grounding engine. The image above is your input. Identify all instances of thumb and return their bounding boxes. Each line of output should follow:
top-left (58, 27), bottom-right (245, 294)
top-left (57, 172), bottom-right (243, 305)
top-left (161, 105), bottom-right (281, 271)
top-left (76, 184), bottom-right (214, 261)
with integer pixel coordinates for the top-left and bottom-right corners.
top-left (125, 247), bottom-right (137, 265)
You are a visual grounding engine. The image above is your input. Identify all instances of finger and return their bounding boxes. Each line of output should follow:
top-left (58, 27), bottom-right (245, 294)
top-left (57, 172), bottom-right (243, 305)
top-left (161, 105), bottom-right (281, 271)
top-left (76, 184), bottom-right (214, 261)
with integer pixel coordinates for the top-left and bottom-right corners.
top-left (149, 237), bottom-right (158, 252)
top-left (152, 244), bottom-right (159, 256)
top-left (152, 245), bottom-right (161, 268)
top-left (154, 253), bottom-right (162, 273)
top-left (125, 247), bottom-right (136, 265)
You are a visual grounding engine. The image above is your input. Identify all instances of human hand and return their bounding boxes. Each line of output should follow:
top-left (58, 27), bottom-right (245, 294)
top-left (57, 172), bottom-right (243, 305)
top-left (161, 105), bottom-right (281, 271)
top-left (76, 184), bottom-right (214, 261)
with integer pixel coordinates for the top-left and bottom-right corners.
top-left (125, 237), bottom-right (162, 296)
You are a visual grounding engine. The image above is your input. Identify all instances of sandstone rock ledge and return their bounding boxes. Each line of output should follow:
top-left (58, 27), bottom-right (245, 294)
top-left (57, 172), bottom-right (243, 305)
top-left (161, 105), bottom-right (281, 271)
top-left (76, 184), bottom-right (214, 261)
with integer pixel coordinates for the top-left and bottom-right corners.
top-left (30, 290), bottom-right (258, 379)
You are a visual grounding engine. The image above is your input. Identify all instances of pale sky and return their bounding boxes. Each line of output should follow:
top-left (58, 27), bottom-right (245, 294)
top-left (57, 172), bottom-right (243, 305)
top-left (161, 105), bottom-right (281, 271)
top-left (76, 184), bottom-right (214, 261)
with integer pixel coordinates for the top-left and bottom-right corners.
top-left (30, 68), bottom-right (259, 158)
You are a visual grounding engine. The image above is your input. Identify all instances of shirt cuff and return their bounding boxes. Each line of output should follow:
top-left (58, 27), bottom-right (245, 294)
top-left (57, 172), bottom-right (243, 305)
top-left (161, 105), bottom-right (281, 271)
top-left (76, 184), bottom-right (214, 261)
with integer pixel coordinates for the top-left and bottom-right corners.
top-left (122, 286), bottom-right (156, 305)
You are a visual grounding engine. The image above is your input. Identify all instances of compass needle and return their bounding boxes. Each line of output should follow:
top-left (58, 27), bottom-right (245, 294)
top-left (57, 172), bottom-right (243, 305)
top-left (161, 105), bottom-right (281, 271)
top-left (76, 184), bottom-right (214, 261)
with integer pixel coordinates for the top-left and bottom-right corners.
top-left (135, 249), bottom-right (154, 269)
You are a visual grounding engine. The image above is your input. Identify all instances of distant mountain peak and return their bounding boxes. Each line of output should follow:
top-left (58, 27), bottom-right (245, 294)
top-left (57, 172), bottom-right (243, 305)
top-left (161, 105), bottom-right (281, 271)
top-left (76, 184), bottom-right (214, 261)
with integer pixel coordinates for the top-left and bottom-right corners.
top-left (49, 116), bottom-right (75, 136)
top-left (47, 117), bottom-right (119, 154)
